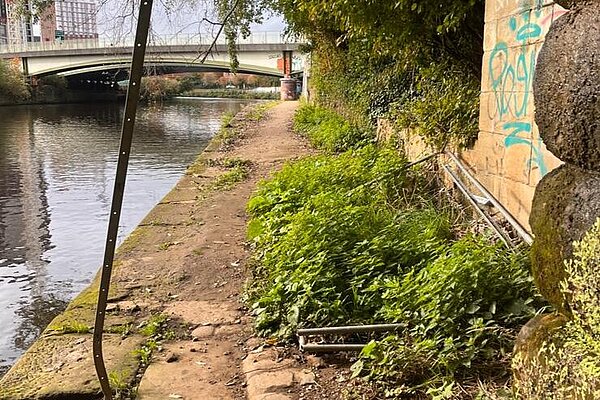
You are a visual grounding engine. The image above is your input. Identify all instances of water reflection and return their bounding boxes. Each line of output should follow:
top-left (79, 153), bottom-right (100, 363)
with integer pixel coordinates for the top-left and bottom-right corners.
top-left (0, 98), bottom-right (254, 374)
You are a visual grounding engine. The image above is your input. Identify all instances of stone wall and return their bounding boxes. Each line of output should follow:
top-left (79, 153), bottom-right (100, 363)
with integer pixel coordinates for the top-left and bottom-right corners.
top-left (459, 0), bottom-right (568, 230)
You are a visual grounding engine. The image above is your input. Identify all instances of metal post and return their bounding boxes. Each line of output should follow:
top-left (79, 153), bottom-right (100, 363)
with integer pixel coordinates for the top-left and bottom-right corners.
top-left (92, 0), bottom-right (153, 398)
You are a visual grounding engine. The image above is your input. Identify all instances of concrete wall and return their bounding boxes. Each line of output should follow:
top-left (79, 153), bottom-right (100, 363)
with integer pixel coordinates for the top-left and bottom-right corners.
top-left (459, 0), bottom-right (569, 230)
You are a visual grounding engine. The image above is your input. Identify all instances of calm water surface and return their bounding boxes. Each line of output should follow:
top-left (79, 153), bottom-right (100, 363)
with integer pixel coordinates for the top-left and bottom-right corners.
top-left (0, 98), bottom-right (255, 374)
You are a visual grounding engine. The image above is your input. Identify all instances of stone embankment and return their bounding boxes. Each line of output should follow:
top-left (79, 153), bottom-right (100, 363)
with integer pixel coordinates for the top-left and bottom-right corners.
top-left (0, 101), bottom-right (317, 400)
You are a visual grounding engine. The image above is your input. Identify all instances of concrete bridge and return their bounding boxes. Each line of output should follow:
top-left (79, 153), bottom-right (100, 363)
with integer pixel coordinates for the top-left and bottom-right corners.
top-left (0, 32), bottom-right (305, 79)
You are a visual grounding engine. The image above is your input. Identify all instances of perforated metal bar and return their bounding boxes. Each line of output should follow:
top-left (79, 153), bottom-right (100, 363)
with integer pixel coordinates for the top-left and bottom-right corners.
top-left (92, 0), bottom-right (153, 398)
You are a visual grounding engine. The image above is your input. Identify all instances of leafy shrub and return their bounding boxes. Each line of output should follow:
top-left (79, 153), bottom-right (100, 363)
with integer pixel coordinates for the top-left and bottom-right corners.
top-left (182, 88), bottom-right (279, 100)
top-left (247, 145), bottom-right (542, 396)
top-left (140, 76), bottom-right (182, 102)
top-left (0, 59), bottom-right (30, 101)
top-left (357, 236), bottom-right (539, 396)
top-left (293, 103), bottom-right (373, 152)
top-left (514, 219), bottom-right (600, 399)
top-left (247, 146), bottom-right (451, 337)
top-left (390, 63), bottom-right (481, 149)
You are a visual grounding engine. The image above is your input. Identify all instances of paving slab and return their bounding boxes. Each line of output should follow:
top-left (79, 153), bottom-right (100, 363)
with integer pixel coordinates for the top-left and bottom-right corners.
top-left (0, 334), bottom-right (144, 400)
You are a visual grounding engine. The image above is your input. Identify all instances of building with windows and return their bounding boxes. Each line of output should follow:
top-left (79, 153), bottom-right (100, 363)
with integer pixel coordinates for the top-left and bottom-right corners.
top-left (0, 0), bottom-right (7, 44)
top-left (4, 0), bottom-right (34, 45)
top-left (40, 0), bottom-right (97, 42)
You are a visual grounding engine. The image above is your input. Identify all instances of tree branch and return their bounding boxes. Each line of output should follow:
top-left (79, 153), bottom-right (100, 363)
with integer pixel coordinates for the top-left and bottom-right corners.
top-left (194, 0), bottom-right (242, 64)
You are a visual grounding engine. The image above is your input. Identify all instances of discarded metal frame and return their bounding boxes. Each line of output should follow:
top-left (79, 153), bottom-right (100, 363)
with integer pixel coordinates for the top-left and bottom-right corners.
top-left (92, 0), bottom-right (153, 398)
top-left (445, 151), bottom-right (534, 246)
top-left (443, 164), bottom-right (512, 248)
top-left (298, 324), bottom-right (403, 353)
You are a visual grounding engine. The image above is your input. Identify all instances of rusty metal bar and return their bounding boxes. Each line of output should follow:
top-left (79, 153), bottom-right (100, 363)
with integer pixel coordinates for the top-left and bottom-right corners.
top-left (443, 164), bottom-right (512, 248)
top-left (445, 151), bottom-right (533, 245)
top-left (301, 343), bottom-right (366, 353)
top-left (298, 324), bottom-right (403, 336)
top-left (92, 0), bottom-right (153, 398)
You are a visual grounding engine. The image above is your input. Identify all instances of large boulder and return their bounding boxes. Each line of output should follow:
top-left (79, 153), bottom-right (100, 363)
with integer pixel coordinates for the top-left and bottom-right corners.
top-left (554, 0), bottom-right (594, 9)
top-left (534, 3), bottom-right (600, 171)
top-left (529, 164), bottom-right (600, 312)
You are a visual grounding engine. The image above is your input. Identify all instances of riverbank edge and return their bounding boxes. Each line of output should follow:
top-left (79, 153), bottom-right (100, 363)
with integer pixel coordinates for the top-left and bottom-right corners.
top-left (0, 101), bottom-right (281, 399)
top-left (0, 91), bottom-right (121, 107)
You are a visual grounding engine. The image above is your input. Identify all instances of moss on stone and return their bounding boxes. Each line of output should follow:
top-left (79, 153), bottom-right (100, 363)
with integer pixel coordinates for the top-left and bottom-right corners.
top-left (514, 220), bottom-right (600, 399)
top-left (529, 164), bottom-right (600, 312)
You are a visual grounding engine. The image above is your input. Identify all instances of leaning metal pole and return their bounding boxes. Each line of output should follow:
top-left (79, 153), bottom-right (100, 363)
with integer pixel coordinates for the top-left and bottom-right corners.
top-left (93, 1), bottom-right (153, 398)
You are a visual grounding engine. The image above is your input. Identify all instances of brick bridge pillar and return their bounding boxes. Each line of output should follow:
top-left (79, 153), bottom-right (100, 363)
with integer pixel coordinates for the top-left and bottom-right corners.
top-left (280, 50), bottom-right (298, 101)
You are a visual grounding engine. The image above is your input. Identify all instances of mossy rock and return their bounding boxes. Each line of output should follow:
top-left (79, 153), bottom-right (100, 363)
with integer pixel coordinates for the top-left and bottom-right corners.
top-left (514, 313), bottom-right (568, 366)
top-left (529, 165), bottom-right (600, 312)
top-left (554, 0), bottom-right (595, 9)
top-left (534, 3), bottom-right (600, 171)
top-left (513, 313), bottom-right (568, 398)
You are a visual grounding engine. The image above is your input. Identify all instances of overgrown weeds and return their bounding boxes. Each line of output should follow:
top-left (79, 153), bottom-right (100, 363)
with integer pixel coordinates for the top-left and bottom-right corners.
top-left (246, 125), bottom-right (542, 396)
top-left (212, 158), bottom-right (252, 190)
top-left (293, 102), bottom-right (374, 152)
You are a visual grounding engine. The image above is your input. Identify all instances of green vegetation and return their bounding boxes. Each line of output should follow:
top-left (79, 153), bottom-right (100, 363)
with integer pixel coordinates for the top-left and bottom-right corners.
top-left (182, 88), bottom-right (278, 100)
top-left (140, 76), bottom-right (182, 102)
top-left (134, 314), bottom-right (175, 367)
top-left (514, 219), bottom-right (600, 399)
top-left (294, 102), bottom-right (373, 152)
top-left (212, 158), bottom-right (252, 190)
top-left (246, 110), bottom-right (542, 396)
top-left (0, 59), bottom-right (30, 102)
top-left (218, 0), bottom-right (483, 148)
top-left (246, 101), bottom-right (279, 121)
top-left (108, 369), bottom-right (134, 399)
top-left (133, 339), bottom-right (158, 366)
top-left (107, 323), bottom-right (134, 338)
top-left (139, 314), bottom-right (169, 337)
top-left (48, 320), bottom-right (91, 334)
top-left (178, 72), bottom-right (280, 90)
top-left (158, 241), bottom-right (177, 251)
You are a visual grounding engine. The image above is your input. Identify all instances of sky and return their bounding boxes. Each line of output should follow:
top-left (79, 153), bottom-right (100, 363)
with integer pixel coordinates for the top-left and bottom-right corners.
top-left (94, 0), bottom-right (286, 41)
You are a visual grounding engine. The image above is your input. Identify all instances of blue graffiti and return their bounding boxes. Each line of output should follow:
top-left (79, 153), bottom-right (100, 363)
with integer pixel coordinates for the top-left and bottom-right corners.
top-left (490, 9), bottom-right (549, 177)
top-left (489, 12), bottom-right (542, 120)
top-left (503, 122), bottom-right (548, 177)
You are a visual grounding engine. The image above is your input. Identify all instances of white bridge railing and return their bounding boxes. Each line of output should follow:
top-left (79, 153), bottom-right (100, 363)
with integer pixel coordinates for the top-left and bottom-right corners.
top-left (0, 31), bottom-right (301, 54)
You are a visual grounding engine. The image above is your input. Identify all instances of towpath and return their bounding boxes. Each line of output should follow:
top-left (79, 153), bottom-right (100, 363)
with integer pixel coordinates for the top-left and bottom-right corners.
top-left (0, 101), bottom-right (321, 400)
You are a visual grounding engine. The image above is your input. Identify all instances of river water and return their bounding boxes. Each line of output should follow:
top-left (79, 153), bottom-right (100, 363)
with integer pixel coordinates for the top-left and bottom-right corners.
top-left (0, 98), bottom-right (255, 375)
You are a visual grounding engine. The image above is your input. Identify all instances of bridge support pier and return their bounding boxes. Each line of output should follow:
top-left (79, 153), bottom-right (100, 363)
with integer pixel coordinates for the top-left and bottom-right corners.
top-left (280, 77), bottom-right (298, 101)
top-left (280, 50), bottom-right (298, 101)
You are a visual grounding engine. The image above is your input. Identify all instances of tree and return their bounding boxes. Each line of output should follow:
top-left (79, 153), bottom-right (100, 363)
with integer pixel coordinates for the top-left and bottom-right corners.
top-left (0, 59), bottom-right (30, 101)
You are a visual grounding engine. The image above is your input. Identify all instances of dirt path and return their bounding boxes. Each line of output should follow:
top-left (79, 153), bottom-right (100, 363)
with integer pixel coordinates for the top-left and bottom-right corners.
top-left (0, 101), bottom-right (315, 400)
top-left (132, 101), bottom-right (313, 399)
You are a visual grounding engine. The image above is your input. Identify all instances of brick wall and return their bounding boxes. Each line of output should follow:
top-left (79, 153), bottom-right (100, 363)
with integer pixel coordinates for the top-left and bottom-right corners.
top-left (459, 0), bottom-right (569, 230)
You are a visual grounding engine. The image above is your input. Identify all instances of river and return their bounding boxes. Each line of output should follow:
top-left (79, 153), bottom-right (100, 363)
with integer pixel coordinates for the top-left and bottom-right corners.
top-left (0, 98), bottom-right (256, 375)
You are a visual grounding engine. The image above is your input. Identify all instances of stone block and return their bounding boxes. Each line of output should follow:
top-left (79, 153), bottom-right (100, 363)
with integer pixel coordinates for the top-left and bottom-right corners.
top-left (246, 370), bottom-right (295, 399)
top-left (242, 350), bottom-right (294, 379)
top-left (0, 334), bottom-right (144, 400)
top-left (255, 394), bottom-right (292, 400)
top-left (534, 3), bottom-right (600, 171)
top-left (165, 301), bottom-right (240, 326)
top-left (529, 165), bottom-right (600, 311)
top-left (191, 325), bottom-right (215, 339)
